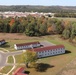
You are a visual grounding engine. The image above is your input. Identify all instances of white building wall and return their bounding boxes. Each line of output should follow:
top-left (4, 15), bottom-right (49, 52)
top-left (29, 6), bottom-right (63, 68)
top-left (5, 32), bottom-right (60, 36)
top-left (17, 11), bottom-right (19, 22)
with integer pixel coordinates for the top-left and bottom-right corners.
top-left (0, 41), bottom-right (5, 45)
top-left (14, 44), bottom-right (17, 50)
top-left (14, 43), bottom-right (41, 50)
top-left (37, 48), bottom-right (65, 58)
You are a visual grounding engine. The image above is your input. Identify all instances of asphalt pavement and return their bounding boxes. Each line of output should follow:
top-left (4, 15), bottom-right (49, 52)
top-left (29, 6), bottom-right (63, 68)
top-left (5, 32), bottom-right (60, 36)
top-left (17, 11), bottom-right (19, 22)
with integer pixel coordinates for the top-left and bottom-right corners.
top-left (0, 51), bottom-right (23, 68)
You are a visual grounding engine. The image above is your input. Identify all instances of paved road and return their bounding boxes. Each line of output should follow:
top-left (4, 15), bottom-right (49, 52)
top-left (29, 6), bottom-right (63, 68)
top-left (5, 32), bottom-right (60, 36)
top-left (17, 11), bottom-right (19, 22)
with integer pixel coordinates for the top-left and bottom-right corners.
top-left (0, 52), bottom-right (7, 67)
top-left (0, 51), bottom-right (23, 68)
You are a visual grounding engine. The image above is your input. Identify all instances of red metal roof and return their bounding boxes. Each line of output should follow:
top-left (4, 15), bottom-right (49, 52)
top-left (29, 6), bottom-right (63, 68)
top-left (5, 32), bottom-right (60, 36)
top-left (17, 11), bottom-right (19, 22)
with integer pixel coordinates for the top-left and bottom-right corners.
top-left (30, 45), bottom-right (65, 52)
top-left (16, 73), bottom-right (27, 75)
top-left (13, 67), bottom-right (27, 75)
top-left (15, 41), bottom-right (40, 47)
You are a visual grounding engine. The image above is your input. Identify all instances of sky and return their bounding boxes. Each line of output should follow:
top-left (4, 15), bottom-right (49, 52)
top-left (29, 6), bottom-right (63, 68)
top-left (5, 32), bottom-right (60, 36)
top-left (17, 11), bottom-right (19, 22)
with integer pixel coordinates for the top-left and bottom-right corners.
top-left (0, 0), bottom-right (76, 6)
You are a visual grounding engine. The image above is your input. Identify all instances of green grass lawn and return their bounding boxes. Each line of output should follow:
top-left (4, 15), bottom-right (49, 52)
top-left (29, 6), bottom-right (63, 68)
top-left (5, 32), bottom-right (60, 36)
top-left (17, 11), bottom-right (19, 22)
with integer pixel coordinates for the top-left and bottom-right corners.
top-left (0, 66), bottom-right (13, 74)
top-left (15, 54), bottom-right (23, 63)
top-left (7, 56), bottom-right (14, 63)
top-left (56, 17), bottom-right (76, 22)
top-left (0, 48), bottom-right (8, 52)
top-left (11, 36), bottom-right (76, 75)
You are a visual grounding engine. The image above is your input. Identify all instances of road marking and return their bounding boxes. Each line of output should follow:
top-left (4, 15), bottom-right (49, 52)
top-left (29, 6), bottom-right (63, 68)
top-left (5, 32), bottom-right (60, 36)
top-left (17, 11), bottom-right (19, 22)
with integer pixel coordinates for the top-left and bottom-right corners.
top-left (0, 48), bottom-right (9, 52)
top-left (0, 48), bottom-right (24, 74)
top-left (0, 54), bottom-right (1, 63)
top-left (0, 51), bottom-right (4, 53)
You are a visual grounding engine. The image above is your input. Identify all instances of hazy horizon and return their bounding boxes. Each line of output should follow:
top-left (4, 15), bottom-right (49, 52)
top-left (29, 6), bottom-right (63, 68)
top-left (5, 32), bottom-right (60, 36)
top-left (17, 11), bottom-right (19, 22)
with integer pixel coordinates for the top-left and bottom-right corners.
top-left (0, 0), bottom-right (76, 6)
top-left (0, 5), bottom-right (76, 7)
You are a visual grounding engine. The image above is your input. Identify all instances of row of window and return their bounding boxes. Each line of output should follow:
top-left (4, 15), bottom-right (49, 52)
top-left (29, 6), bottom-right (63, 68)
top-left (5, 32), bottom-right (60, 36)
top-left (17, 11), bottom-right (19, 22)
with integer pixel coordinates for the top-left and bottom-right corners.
top-left (17, 46), bottom-right (29, 49)
top-left (0, 41), bottom-right (5, 45)
top-left (38, 50), bottom-right (63, 54)
top-left (38, 51), bottom-right (65, 57)
top-left (38, 49), bottom-right (64, 54)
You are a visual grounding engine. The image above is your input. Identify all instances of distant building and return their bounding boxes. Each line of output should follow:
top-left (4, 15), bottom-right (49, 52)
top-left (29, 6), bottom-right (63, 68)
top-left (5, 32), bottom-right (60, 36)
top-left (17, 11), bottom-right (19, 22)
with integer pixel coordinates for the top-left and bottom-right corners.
top-left (0, 11), bottom-right (54, 18)
top-left (0, 39), bottom-right (5, 45)
top-left (30, 45), bottom-right (65, 58)
top-left (14, 41), bottom-right (41, 50)
top-left (12, 67), bottom-right (28, 75)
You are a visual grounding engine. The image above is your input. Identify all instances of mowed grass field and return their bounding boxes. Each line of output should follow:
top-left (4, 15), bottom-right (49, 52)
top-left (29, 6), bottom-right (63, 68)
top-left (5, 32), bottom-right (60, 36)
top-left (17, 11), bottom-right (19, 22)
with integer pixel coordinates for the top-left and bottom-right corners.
top-left (0, 33), bottom-right (76, 75)
top-left (25, 36), bottom-right (76, 75)
top-left (56, 17), bottom-right (76, 22)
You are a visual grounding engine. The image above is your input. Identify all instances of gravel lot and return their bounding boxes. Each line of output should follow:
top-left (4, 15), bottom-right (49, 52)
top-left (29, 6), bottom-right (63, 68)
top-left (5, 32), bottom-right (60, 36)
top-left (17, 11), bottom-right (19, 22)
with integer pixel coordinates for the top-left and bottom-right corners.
top-left (40, 40), bottom-right (55, 47)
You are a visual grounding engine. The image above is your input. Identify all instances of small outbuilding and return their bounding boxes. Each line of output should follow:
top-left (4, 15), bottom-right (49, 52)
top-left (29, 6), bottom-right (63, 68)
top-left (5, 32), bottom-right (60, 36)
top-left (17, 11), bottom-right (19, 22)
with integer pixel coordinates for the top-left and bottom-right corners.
top-left (12, 67), bottom-right (28, 75)
top-left (0, 39), bottom-right (5, 45)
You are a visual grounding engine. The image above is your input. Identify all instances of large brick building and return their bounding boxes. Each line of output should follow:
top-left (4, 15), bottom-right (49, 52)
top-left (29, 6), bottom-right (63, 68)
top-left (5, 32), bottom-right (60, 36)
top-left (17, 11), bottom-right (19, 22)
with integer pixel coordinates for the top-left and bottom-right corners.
top-left (30, 45), bottom-right (65, 58)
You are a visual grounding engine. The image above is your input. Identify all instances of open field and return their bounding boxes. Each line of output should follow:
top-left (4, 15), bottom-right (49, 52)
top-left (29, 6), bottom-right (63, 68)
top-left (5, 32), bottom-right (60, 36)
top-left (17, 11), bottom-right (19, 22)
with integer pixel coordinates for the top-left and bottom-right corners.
top-left (0, 33), bottom-right (43, 40)
top-left (57, 58), bottom-right (76, 75)
top-left (0, 33), bottom-right (76, 75)
top-left (0, 33), bottom-right (44, 52)
top-left (56, 17), bottom-right (76, 22)
top-left (25, 37), bottom-right (76, 75)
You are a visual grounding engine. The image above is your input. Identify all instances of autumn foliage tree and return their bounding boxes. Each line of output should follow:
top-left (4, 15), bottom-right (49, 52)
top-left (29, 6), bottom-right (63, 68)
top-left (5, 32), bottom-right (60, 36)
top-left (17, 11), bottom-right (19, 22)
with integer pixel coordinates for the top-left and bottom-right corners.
top-left (9, 18), bottom-right (15, 26)
top-left (21, 50), bottom-right (38, 68)
top-left (1, 16), bottom-right (76, 41)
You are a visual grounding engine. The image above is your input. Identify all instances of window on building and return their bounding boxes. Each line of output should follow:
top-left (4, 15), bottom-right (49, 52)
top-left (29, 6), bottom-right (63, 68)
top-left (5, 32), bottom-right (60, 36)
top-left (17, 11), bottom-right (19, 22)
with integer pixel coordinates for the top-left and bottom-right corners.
top-left (56, 52), bottom-right (57, 53)
top-left (39, 52), bottom-right (41, 54)
top-left (44, 50), bottom-right (46, 52)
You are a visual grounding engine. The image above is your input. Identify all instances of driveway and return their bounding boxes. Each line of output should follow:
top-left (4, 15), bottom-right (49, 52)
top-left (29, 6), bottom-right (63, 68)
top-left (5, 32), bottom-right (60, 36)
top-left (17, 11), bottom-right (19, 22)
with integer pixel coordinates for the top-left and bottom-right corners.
top-left (0, 51), bottom-right (23, 68)
top-left (0, 52), bottom-right (7, 67)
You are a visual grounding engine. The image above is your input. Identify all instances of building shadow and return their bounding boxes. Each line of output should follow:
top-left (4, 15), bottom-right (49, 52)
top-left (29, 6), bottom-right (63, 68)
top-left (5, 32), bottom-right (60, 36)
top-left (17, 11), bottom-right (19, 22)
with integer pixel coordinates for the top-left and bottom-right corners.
top-left (23, 71), bottom-right (30, 74)
top-left (35, 63), bottom-right (54, 72)
top-left (65, 50), bottom-right (71, 54)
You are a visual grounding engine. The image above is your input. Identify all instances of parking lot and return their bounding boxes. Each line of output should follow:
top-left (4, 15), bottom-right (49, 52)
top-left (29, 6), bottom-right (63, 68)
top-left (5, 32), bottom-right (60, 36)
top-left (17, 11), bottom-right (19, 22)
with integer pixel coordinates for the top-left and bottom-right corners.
top-left (40, 40), bottom-right (55, 47)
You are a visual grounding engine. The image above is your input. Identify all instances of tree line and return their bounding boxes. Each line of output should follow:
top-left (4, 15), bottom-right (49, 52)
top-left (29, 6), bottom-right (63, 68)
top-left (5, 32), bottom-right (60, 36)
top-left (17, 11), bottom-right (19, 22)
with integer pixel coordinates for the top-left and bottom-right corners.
top-left (0, 16), bottom-right (64, 36)
top-left (54, 13), bottom-right (76, 18)
top-left (0, 6), bottom-right (76, 13)
top-left (0, 15), bottom-right (76, 40)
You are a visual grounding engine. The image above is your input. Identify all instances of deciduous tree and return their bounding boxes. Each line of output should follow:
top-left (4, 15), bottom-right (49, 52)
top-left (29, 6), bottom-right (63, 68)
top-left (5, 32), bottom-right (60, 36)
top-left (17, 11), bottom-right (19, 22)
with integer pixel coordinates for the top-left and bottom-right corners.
top-left (21, 50), bottom-right (37, 68)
